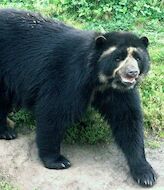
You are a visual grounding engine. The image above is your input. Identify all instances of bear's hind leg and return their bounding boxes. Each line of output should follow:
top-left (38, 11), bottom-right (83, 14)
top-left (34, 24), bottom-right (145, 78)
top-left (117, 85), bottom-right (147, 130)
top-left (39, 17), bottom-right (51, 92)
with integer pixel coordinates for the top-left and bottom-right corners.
top-left (0, 90), bottom-right (16, 140)
top-left (36, 121), bottom-right (71, 169)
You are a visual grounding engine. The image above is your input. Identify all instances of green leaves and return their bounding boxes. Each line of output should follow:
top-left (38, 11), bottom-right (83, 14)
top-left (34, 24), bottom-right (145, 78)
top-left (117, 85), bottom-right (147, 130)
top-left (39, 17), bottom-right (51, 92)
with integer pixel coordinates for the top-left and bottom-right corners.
top-left (1, 0), bottom-right (163, 21)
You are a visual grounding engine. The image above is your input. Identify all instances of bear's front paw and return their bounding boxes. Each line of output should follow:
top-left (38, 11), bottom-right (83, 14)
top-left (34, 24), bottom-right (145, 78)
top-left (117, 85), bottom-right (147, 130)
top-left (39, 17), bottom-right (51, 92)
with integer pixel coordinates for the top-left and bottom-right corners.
top-left (42, 154), bottom-right (71, 169)
top-left (0, 128), bottom-right (17, 140)
top-left (131, 162), bottom-right (157, 187)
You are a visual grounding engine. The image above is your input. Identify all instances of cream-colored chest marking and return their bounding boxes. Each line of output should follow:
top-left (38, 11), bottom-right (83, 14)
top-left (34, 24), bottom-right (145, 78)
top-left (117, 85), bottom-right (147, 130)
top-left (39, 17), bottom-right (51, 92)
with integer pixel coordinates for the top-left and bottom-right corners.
top-left (98, 72), bottom-right (108, 83)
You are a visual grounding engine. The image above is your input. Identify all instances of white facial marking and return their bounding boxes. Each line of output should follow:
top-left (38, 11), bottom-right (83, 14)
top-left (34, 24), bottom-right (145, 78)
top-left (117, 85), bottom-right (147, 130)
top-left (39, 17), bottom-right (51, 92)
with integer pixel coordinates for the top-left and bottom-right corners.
top-left (100, 46), bottom-right (117, 59)
top-left (98, 46), bottom-right (142, 91)
top-left (113, 46), bottom-right (139, 77)
top-left (127, 47), bottom-right (137, 56)
top-left (137, 47), bottom-right (144, 54)
top-left (113, 60), bottom-right (126, 77)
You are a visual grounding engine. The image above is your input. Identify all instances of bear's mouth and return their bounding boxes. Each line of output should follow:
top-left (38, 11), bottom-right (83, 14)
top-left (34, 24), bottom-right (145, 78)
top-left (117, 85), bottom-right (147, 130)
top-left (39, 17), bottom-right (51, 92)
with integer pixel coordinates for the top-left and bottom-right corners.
top-left (98, 72), bottom-right (140, 91)
top-left (112, 73), bottom-right (138, 90)
top-left (120, 75), bottom-right (137, 86)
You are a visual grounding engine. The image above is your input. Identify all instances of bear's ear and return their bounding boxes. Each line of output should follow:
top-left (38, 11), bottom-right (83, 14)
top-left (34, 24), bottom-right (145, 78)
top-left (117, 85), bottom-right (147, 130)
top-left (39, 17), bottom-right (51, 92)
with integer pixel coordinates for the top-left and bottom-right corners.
top-left (95, 35), bottom-right (107, 46)
top-left (140, 36), bottom-right (149, 48)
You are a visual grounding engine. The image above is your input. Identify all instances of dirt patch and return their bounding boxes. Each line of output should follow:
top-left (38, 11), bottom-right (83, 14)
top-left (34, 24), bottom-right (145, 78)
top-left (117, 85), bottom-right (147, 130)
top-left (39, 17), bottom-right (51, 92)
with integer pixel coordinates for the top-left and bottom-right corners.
top-left (0, 133), bottom-right (163, 190)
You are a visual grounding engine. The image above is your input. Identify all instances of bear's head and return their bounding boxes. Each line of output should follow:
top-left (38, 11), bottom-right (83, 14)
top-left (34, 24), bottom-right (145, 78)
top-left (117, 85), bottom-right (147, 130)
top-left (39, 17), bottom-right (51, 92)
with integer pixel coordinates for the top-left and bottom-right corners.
top-left (96, 32), bottom-right (150, 91)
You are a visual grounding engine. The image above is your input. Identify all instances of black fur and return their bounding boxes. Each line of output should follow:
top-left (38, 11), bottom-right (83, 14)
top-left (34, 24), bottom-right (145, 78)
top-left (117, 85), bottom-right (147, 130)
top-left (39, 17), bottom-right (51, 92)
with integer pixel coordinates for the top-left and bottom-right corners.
top-left (0, 9), bottom-right (157, 186)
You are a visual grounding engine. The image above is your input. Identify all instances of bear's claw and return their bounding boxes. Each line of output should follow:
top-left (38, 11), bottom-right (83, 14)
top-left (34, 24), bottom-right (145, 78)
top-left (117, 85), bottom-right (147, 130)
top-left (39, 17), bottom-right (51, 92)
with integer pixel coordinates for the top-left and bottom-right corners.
top-left (0, 128), bottom-right (17, 140)
top-left (132, 163), bottom-right (157, 187)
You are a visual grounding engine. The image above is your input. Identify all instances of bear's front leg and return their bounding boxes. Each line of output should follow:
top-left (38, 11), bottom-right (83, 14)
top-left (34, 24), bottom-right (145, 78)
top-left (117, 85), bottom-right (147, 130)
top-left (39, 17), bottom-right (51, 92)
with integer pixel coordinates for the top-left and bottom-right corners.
top-left (93, 89), bottom-right (157, 187)
top-left (35, 102), bottom-right (71, 169)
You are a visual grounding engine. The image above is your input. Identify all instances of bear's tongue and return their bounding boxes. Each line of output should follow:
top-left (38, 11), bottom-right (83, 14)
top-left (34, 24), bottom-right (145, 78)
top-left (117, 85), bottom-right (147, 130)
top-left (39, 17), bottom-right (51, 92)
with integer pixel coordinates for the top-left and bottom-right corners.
top-left (121, 76), bottom-right (136, 84)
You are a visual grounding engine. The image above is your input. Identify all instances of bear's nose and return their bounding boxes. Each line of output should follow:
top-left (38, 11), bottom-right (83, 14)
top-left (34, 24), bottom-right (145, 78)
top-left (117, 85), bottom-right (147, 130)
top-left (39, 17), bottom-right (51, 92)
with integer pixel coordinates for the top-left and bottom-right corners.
top-left (126, 70), bottom-right (139, 78)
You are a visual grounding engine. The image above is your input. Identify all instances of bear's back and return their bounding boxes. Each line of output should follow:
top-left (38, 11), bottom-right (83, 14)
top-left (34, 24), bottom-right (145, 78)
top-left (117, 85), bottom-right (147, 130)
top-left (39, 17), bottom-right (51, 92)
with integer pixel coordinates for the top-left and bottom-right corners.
top-left (0, 9), bottom-right (94, 54)
top-left (0, 9), bottom-right (96, 109)
top-left (0, 9), bottom-right (73, 33)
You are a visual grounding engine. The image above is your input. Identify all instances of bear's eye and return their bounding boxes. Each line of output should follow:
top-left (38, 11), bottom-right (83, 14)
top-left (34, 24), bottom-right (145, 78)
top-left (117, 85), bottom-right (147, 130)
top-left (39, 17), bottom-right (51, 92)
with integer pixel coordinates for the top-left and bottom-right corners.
top-left (133, 52), bottom-right (141, 62)
top-left (136, 57), bottom-right (141, 61)
top-left (114, 51), bottom-right (127, 62)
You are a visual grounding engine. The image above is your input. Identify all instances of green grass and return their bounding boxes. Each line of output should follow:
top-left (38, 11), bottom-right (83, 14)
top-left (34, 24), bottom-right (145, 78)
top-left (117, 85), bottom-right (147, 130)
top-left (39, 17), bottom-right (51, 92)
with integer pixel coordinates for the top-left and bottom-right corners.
top-left (0, 181), bottom-right (18, 190)
top-left (146, 140), bottom-right (161, 149)
top-left (140, 33), bottom-right (164, 137)
top-left (1, 0), bottom-right (164, 143)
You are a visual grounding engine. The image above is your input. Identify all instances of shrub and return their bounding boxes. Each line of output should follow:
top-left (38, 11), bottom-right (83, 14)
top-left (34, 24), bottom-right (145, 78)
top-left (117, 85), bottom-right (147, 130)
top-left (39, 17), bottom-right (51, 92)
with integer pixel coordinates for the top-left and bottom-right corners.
top-left (12, 108), bottom-right (111, 144)
top-left (1, 0), bottom-right (164, 21)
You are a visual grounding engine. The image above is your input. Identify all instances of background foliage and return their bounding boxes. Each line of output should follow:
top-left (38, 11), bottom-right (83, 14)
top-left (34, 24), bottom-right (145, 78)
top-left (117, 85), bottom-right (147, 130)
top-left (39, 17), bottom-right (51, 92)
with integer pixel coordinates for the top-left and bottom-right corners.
top-left (1, 0), bottom-right (163, 20)
top-left (1, 0), bottom-right (164, 143)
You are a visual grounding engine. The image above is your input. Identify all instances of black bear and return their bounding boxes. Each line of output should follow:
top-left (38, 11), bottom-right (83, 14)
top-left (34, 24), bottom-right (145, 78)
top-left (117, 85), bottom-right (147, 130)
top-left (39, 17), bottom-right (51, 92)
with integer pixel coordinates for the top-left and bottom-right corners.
top-left (0, 9), bottom-right (157, 187)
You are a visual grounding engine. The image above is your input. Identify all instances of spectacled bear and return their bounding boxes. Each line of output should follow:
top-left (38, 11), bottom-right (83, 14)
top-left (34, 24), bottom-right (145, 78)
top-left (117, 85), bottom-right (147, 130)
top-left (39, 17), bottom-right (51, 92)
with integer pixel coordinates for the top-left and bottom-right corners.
top-left (0, 9), bottom-right (157, 187)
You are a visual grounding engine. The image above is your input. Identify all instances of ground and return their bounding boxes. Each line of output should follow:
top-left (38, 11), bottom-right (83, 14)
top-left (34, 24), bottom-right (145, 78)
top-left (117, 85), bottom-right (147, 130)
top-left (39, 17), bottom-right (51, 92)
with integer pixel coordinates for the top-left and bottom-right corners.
top-left (0, 133), bottom-right (163, 190)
